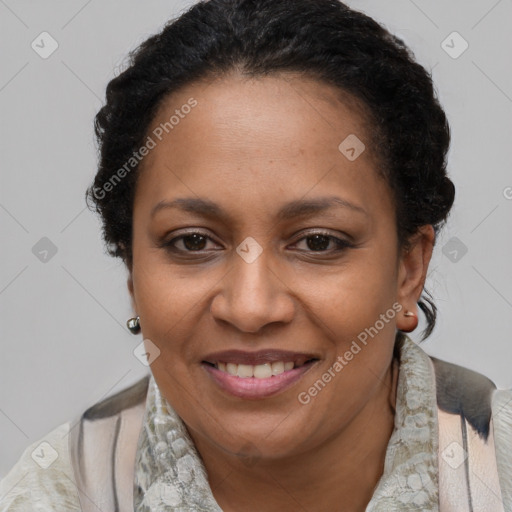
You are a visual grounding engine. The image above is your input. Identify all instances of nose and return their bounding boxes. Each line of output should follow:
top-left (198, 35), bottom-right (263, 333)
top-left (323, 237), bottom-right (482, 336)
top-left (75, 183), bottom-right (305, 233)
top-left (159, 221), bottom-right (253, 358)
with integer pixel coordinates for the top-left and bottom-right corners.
top-left (210, 249), bottom-right (295, 333)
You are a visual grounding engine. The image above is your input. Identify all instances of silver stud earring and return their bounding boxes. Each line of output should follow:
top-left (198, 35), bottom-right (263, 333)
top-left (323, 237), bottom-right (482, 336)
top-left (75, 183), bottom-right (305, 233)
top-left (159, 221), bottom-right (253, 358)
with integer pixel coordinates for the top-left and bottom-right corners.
top-left (127, 316), bottom-right (141, 334)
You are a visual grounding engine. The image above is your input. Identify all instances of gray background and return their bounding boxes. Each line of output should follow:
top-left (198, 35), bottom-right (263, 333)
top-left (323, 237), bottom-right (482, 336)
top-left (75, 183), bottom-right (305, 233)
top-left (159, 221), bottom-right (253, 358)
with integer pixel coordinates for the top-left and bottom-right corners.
top-left (1, 0), bottom-right (511, 478)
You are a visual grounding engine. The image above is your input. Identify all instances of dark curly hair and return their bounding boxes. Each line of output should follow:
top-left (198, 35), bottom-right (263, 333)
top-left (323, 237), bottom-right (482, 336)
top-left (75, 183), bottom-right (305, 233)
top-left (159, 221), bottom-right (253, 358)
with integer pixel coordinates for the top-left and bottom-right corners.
top-left (85, 0), bottom-right (455, 341)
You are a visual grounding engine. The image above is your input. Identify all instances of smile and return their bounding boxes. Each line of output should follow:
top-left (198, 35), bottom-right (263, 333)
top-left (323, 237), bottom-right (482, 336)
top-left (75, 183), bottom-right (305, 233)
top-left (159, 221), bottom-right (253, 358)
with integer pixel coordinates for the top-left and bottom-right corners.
top-left (201, 356), bottom-right (319, 399)
top-left (206, 359), bottom-right (313, 378)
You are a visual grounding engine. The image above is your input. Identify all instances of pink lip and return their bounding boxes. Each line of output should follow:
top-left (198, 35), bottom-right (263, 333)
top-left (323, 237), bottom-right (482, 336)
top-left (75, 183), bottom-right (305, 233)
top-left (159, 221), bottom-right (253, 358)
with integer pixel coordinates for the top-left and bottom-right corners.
top-left (201, 360), bottom-right (317, 399)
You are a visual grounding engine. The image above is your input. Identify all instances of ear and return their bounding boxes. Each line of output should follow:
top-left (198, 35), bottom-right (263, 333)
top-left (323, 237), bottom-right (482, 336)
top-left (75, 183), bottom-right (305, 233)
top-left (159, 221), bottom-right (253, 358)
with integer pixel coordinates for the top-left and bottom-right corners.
top-left (395, 225), bottom-right (435, 331)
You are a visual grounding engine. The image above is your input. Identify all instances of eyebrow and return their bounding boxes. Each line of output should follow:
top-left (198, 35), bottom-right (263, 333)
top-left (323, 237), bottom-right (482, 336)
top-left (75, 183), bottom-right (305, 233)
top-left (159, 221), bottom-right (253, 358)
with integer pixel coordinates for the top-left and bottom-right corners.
top-left (150, 195), bottom-right (368, 221)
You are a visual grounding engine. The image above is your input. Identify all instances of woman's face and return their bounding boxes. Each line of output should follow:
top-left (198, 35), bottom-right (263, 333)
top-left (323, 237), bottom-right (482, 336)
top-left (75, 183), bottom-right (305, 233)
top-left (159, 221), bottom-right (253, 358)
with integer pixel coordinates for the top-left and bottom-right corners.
top-left (128, 72), bottom-right (431, 462)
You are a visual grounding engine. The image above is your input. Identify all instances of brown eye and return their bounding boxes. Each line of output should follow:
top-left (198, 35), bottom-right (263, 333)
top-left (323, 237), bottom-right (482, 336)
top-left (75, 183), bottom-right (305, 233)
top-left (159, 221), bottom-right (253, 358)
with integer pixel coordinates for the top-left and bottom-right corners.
top-left (292, 231), bottom-right (352, 254)
top-left (181, 233), bottom-right (208, 251)
top-left (163, 231), bottom-right (217, 253)
top-left (305, 234), bottom-right (331, 251)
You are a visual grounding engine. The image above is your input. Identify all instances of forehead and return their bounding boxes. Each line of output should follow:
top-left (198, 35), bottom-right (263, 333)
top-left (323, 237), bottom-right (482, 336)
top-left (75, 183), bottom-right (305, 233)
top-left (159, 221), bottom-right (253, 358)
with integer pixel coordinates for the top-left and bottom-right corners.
top-left (149, 71), bottom-right (373, 159)
top-left (134, 72), bottom-right (391, 221)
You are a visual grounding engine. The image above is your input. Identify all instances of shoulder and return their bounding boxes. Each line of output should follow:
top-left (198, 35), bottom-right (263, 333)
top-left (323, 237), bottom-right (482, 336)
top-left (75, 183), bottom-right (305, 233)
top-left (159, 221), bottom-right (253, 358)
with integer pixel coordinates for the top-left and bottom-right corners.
top-left (430, 354), bottom-right (512, 509)
top-left (0, 422), bottom-right (80, 511)
top-left (430, 356), bottom-right (496, 438)
top-left (430, 356), bottom-right (512, 443)
top-left (70, 375), bottom-right (150, 511)
top-left (0, 375), bottom-right (150, 512)
top-left (81, 373), bottom-right (149, 421)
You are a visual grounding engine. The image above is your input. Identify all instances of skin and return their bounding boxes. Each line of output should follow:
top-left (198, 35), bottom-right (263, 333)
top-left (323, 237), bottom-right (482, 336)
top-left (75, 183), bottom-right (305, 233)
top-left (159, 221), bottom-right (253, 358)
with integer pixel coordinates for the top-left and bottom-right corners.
top-left (127, 71), bottom-right (434, 512)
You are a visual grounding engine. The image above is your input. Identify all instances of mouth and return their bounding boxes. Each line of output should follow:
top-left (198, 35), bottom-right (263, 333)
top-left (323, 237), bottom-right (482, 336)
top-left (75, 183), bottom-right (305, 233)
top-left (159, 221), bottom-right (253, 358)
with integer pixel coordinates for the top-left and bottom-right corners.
top-left (200, 350), bottom-right (320, 399)
top-left (202, 357), bottom-right (318, 378)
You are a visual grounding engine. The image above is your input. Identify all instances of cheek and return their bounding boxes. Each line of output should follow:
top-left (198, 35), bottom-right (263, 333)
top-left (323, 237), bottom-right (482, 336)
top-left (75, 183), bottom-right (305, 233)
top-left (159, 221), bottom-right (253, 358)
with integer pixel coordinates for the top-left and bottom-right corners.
top-left (295, 245), bottom-right (399, 402)
top-left (134, 257), bottom-right (212, 333)
top-left (295, 336), bottom-right (395, 442)
top-left (295, 272), bottom-right (399, 436)
top-left (307, 245), bottom-right (399, 338)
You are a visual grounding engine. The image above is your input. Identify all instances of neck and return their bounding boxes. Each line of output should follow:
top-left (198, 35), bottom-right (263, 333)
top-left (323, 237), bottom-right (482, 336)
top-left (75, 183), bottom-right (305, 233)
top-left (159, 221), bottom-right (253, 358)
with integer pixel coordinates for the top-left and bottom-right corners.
top-left (190, 357), bottom-right (399, 512)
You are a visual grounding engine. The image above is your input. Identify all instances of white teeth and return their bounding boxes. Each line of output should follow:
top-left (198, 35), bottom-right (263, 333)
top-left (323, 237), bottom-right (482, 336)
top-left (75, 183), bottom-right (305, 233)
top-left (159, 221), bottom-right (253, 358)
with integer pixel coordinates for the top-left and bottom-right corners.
top-left (253, 363), bottom-right (272, 379)
top-left (271, 361), bottom-right (285, 375)
top-left (226, 363), bottom-right (238, 376)
top-left (215, 361), bottom-right (298, 378)
top-left (237, 364), bottom-right (254, 378)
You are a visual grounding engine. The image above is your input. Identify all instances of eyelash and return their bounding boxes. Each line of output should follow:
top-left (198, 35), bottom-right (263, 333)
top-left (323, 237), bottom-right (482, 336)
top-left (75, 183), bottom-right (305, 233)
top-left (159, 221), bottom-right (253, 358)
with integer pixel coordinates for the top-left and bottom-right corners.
top-left (161, 230), bottom-right (353, 256)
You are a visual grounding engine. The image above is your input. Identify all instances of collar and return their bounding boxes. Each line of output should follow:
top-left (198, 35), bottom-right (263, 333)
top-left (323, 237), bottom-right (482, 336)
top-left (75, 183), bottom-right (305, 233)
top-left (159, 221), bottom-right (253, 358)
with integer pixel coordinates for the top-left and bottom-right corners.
top-left (133, 335), bottom-right (439, 511)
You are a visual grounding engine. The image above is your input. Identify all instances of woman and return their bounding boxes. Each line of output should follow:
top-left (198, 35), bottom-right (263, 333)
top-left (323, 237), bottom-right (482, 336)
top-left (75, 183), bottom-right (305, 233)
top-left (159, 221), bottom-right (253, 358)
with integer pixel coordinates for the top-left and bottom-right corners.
top-left (1, 0), bottom-right (510, 510)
